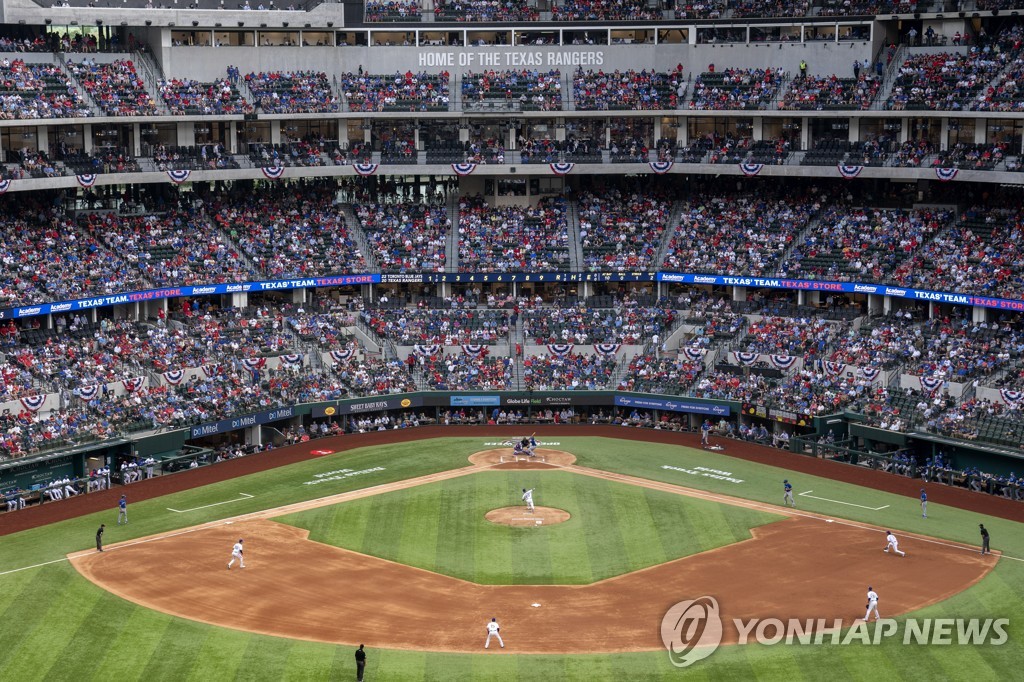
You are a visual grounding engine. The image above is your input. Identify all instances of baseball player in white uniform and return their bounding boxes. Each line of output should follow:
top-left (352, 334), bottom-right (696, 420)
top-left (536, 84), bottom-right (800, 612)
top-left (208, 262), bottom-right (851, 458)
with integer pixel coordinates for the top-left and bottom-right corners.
top-left (883, 531), bottom-right (906, 556)
top-left (485, 617), bottom-right (504, 649)
top-left (228, 539), bottom-right (245, 569)
top-left (863, 586), bottom-right (881, 621)
top-left (522, 488), bottom-right (535, 512)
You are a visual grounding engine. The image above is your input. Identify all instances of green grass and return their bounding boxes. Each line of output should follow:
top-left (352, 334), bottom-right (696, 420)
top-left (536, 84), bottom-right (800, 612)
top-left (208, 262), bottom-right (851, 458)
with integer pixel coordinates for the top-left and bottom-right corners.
top-left (278, 470), bottom-right (781, 584)
top-left (0, 435), bottom-right (1021, 681)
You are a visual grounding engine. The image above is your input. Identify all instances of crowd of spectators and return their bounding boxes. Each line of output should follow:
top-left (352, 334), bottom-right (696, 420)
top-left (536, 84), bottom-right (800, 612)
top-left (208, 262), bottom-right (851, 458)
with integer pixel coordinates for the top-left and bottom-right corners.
top-left (886, 48), bottom-right (1014, 111)
top-left (690, 67), bottom-right (783, 110)
top-left (739, 316), bottom-right (840, 356)
top-left (462, 69), bottom-right (562, 111)
top-left (781, 207), bottom-right (953, 283)
top-left (553, 0), bottom-right (662, 20)
top-left (522, 302), bottom-right (672, 344)
top-left (457, 195), bottom-right (570, 272)
top-left (212, 183), bottom-right (367, 279)
top-left (522, 351), bottom-right (617, 390)
top-left (890, 206), bottom-right (1024, 298)
top-left (778, 73), bottom-right (880, 110)
top-left (360, 307), bottom-right (510, 345)
top-left (364, 0), bottom-right (421, 20)
top-left (339, 70), bottom-right (450, 112)
top-left (731, 0), bottom-right (809, 17)
top-left (434, 0), bottom-right (539, 21)
top-left (0, 59), bottom-right (91, 119)
top-left (354, 201), bottom-right (449, 273)
top-left (617, 353), bottom-right (703, 393)
top-left (420, 354), bottom-right (513, 390)
top-left (244, 71), bottom-right (339, 114)
top-left (674, 1), bottom-right (724, 19)
top-left (68, 59), bottom-right (158, 116)
top-left (577, 189), bottom-right (669, 271)
top-left (573, 67), bottom-right (684, 111)
top-left (159, 78), bottom-right (252, 115)
top-left (662, 193), bottom-right (815, 276)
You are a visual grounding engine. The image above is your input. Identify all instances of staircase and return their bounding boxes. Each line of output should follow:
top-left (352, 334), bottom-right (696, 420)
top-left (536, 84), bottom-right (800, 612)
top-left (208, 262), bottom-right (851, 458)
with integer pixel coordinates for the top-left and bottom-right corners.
top-left (565, 199), bottom-right (585, 270)
top-left (55, 54), bottom-right (103, 116)
top-left (510, 316), bottom-right (525, 391)
top-left (340, 204), bottom-right (379, 272)
top-left (445, 192), bottom-right (460, 272)
top-left (131, 50), bottom-right (172, 116)
top-left (775, 208), bottom-right (830, 277)
top-left (653, 199), bottom-right (686, 268)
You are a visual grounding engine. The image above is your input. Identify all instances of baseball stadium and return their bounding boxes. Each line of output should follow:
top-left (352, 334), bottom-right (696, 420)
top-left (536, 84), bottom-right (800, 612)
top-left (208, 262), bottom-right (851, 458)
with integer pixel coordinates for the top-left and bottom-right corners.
top-left (0, 0), bottom-right (1023, 679)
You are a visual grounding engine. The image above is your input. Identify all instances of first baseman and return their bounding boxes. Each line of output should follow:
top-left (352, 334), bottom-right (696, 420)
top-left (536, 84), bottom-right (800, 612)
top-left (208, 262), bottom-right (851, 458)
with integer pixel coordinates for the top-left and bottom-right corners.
top-left (863, 586), bottom-right (881, 621)
top-left (485, 617), bottom-right (504, 649)
top-left (228, 538), bottom-right (245, 569)
top-left (884, 531), bottom-right (906, 557)
top-left (783, 479), bottom-right (795, 507)
top-left (522, 488), bottom-right (535, 512)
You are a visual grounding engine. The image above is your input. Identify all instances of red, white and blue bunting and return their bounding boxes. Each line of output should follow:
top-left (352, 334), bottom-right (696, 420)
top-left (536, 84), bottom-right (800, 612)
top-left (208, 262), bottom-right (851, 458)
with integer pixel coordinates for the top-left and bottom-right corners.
top-left (329, 349), bottom-right (354, 363)
top-left (78, 384), bottom-right (100, 400)
top-left (0, 178), bottom-right (11, 194)
top-left (278, 354), bottom-right (303, 367)
top-left (739, 162), bottom-right (763, 177)
top-left (261, 165), bottom-right (285, 180)
top-left (462, 344), bottom-right (487, 357)
top-left (242, 357), bottom-right (267, 371)
top-left (934, 167), bottom-right (959, 182)
top-left (163, 369), bottom-right (184, 385)
top-left (648, 161), bottom-right (674, 174)
top-left (732, 351), bottom-right (759, 366)
top-left (167, 169), bottom-right (191, 184)
top-left (353, 163), bottom-right (379, 177)
top-left (202, 363), bottom-right (221, 378)
top-left (594, 343), bottom-right (621, 356)
top-left (413, 344), bottom-right (440, 357)
top-left (549, 162), bottom-right (575, 176)
top-left (547, 343), bottom-right (574, 357)
top-left (19, 395), bottom-right (46, 412)
top-left (920, 375), bottom-right (945, 394)
top-left (838, 164), bottom-right (863, 179)
top-left (682, 347), bottom-right (707, 362)
top-left (860, 366), bottom-right (881, 381)
top-left (769, 355), bottom-right (797, 370)
top-left (823, 361), bottom-right (847, 376)
top-left (122, 376), bottom-right (146, 392)
top-left (76, 174), bottom-right (97, 188)
top-left (999, 389), bottom-right (1023, 406)
top-left (452, 163), bottom-right (477, 176)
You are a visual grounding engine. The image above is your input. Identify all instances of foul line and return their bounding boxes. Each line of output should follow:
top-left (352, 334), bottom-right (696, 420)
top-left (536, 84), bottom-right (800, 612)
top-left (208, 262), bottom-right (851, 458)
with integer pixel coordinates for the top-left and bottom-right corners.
top-left (798, 490), bottom-right (890, 511)
top-left (167, 493), bottom-right (254, 513)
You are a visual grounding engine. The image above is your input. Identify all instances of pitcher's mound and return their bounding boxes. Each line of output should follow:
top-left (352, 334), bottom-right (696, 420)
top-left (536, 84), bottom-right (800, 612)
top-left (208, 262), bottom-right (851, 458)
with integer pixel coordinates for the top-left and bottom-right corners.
top-left (469, 448), bottom-right (576, 469)
top-left (485, 506), bottom-right (571, 527)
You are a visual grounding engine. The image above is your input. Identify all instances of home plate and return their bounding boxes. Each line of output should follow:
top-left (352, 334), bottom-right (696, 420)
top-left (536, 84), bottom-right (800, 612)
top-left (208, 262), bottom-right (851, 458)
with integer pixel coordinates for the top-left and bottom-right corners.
top-left (531, 603), bottom-right (542, 608)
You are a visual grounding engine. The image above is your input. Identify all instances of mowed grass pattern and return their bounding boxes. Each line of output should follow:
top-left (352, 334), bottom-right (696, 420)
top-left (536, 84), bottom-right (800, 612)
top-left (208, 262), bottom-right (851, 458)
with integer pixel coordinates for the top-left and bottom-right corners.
top-left (278, 470), bottom-right (782, 584)
top-left (0, 435), bottom-right (1022, 681)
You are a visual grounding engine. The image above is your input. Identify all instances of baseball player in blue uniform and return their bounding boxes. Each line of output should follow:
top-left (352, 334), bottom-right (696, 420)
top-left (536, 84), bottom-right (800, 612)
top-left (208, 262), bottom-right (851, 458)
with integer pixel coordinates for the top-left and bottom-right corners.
top-left (117, 495), bottom-right (128, 524)
top-left (527, 434), bottom-right (538, 457)
top-left (920, 489), bottom-right (928, 518)
top-left (783, 480), bottom-right (795, 507)
top-left (700, 420), bottom-right (711, 447)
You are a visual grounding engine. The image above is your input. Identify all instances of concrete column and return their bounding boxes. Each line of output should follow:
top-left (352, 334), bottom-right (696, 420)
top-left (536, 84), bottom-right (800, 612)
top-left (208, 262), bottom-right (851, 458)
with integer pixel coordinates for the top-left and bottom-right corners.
top-left (972, 306), bottom-right (987, 323)
top-left (939, 118), bottom-right (949, 151)
top-left (800, 117), bottom-right (810, 150)
top-left (231, 293), bottom-right (248, 308)
top-left (555, 120), bottom-right (566, 142)
top-left (176, 122), bottom-right (195, 147)
top-left (270, 120), bottom-right (281, 145)
top-left (848, 117), bottom-right (859, 143)
top-left (883, 294), bottom-right (893, 315)
top-left (229, 120), bottom-right (238, 153)
top-left (292, 288), bottom-right (307, 304)
top-left (83, 123), bottom-right (93, 153)
top-left (605, 119), bottom-right (612, 149)
top-left (974, 122), bottom-right (987, 145)
top-left (132, 123), bottom-right (141, 156)
top-left (732, 286), bottom-right (746, 302)
top-left (899, 118), bottom-right (909, 144)
top-left (247, 425), bottom-right (262, 447)
top-left (805, 291), bottom-right (820, 307)
top-left (868, 293), bottom-right (883, 315)
top-left (414, 125), bottom-right (421, 151)
top-left (752, 117), bottom-right (763, 141)
top-left (677, 118), bottom-right (688, 147)
top-left (653, 117), bottom-right (662, 144)
top-left (797, 290), bottom-right (806, 306)
top-left (459, 126), bottom-right (469, 144)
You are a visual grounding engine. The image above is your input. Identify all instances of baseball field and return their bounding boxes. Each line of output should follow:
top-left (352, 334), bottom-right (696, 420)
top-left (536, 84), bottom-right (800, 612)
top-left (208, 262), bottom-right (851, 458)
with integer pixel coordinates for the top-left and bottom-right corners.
top-left (0, 428), bottom-right (1021, 680)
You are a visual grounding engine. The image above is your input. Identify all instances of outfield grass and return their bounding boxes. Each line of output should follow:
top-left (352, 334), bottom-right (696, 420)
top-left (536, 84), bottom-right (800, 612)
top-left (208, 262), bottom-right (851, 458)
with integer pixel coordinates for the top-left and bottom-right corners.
top-left (0, 435), bottom-right (1020, 681)
top-left (278, 470), bottom-right (780, 584)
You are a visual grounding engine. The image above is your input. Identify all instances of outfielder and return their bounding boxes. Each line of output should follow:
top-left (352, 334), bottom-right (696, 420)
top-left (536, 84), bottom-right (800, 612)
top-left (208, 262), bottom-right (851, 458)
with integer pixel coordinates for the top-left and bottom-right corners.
top-left (522, 488), bottom-right (535, 512)
top-left (117, 494), bottom-right (128, 524)
top-left (228, 538), bottom-right (245, 569)
top-left (783, 479), bottom-right (795, 507)
top-left (920, 488), bottom-right (928, 518)
top-left (485, 617), bottom-right (504, 649)
top-left (883, 531), bottom-right (906, 556)
top-left (864, 586), bottom-right (881, 621)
